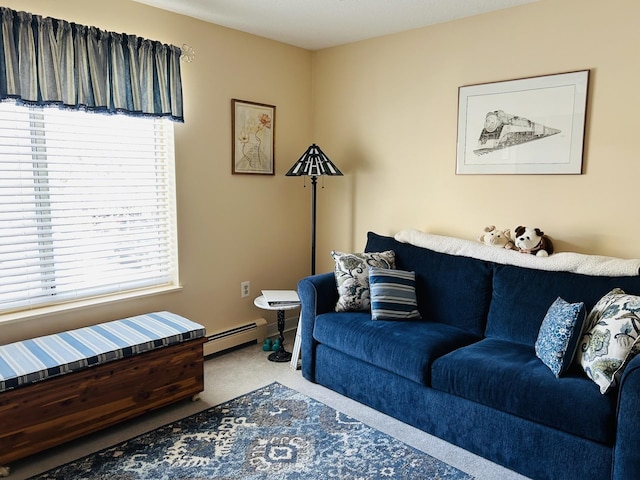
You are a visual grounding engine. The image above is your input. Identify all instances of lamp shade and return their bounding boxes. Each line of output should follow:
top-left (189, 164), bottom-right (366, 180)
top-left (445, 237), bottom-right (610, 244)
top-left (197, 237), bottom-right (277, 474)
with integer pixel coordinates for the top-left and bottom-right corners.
top-left (285, 144), bottom-right (343, 177)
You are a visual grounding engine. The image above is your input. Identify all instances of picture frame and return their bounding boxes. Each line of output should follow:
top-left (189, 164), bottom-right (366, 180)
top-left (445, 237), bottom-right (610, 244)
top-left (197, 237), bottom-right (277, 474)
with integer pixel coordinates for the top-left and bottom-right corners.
top-left (456, 70), bottom-right (589, 175)
top-left (232, 99), bottom-right (276, 175)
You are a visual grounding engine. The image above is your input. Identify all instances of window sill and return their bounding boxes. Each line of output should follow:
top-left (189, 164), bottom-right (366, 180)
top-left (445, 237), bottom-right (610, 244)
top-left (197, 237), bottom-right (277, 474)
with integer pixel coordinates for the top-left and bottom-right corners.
top-left (0, 285), bottom-right (183, 326)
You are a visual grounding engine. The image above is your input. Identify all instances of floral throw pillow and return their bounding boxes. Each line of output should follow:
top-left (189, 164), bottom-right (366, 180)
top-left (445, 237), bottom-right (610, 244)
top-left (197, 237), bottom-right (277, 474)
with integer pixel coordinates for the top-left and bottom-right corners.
top-left (331, 250), bottom-right (395, 312)
top-left (578, 288), bottom-right (640, 394)
top-left (535, 297), bottom-right (586, 378)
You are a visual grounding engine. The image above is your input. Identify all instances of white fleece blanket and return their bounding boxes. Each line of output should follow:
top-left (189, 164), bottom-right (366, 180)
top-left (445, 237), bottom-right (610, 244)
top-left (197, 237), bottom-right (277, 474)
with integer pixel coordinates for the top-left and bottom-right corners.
top-left (394, 229), bottom-right (640, 277)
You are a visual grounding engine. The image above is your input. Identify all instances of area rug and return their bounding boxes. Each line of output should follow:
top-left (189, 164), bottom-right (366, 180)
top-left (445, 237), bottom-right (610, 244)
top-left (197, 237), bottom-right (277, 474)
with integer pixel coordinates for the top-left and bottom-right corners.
top-left (29, 382), bottom-right (474, 479)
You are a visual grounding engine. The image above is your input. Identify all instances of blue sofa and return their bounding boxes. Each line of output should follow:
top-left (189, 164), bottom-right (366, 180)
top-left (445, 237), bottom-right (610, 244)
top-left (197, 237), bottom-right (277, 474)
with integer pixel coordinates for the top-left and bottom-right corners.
top-left (298, 232), bottom-right (640, 480)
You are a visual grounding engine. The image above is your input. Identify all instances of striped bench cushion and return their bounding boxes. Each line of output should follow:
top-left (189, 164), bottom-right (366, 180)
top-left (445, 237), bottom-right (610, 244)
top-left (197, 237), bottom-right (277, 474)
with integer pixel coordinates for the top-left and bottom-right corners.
top-left (0, 311), bottom-right (206, 392)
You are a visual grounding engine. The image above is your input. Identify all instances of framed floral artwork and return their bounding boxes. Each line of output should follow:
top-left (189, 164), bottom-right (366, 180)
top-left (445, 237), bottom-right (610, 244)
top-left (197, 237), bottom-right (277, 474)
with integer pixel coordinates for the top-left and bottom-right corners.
top-left (232, 99), bottom-right (276, 175)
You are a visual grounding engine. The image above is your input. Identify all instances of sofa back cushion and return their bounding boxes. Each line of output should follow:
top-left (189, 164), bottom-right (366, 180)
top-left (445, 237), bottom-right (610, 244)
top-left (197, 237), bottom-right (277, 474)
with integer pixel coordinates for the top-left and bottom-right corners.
top-left (486, 264), bottom-right (640, 346)
top-left (365, 232), bottom-right (493, 336)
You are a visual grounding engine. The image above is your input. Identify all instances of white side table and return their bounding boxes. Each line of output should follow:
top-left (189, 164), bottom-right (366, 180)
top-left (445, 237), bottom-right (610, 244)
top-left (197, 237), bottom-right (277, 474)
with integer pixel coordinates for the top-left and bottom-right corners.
top-left (254, 295), bottom-right (300, 362)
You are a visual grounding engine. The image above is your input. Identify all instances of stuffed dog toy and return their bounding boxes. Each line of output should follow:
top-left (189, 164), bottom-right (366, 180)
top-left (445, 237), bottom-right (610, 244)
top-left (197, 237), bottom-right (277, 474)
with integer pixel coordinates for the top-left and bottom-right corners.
top-left (477, 225), bottom-right (515, 250)
top-left (514, 226), bottom-right (554, 256)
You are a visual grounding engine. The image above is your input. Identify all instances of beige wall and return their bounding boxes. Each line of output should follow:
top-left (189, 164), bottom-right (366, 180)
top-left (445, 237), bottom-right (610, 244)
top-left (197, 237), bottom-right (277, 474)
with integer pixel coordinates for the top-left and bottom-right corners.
top-left (0, 0), bottom-right (313, 343)
top-left (2, 0), bottom-right (640, 343)
top-left (312, 0), bottom-right (640, 273)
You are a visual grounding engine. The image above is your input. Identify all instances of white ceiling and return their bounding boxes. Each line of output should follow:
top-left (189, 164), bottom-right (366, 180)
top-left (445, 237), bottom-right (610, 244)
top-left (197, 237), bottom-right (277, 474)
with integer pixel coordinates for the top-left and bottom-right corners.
top-left (131, 0), bottom-right (538, 51)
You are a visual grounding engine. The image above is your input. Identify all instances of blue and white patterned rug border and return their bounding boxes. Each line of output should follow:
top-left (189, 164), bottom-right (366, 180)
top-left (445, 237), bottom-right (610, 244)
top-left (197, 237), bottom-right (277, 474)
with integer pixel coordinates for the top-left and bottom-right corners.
top-left (28, 382), bottom-right (475, 480)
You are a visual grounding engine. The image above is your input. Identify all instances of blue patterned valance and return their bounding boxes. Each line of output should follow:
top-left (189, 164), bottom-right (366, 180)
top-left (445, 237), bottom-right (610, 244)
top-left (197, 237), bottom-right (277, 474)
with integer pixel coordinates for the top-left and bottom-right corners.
top-left (0, 7), bottom-right (184, 122)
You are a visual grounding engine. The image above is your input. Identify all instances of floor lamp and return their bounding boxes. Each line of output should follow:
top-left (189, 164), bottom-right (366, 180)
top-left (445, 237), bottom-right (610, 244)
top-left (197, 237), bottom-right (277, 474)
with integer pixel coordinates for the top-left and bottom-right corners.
top-left (286, 144), bottom-right (343, 275)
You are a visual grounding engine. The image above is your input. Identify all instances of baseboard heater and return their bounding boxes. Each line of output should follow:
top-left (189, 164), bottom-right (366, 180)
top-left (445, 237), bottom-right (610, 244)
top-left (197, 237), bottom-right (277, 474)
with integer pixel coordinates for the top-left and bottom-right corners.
top-left (204, 317), bottom-right (267, 356)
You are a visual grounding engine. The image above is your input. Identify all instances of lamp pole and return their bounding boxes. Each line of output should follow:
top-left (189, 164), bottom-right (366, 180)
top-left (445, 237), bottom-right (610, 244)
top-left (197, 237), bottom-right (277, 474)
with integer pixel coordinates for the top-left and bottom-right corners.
top-left (310, 175), bottom-right (318, 275)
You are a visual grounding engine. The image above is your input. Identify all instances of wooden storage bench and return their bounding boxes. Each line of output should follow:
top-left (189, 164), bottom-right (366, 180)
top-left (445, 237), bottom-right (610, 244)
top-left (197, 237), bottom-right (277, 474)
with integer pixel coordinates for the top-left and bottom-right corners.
top-left (0, 312), bottom-right (206, 476)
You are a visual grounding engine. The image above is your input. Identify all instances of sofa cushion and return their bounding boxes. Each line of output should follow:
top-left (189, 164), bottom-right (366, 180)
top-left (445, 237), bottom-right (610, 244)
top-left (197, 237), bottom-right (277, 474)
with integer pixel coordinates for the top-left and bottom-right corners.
top-left (331, 250), bottom-right (396, 312)
top-left (579, 288), bottom-right (640, 394)
top-left (313, 311), bottom-right (480, 386)
top-left (365, 232), bottom-right (493, 336)
top-left (369, 267), bottom-right (421, 320)
top-left (535, 297), bottom-right (587, 377)
top-left (486, 264), bottom-right (640, 346)
top-left (431, 338), bottom-right (617, 445)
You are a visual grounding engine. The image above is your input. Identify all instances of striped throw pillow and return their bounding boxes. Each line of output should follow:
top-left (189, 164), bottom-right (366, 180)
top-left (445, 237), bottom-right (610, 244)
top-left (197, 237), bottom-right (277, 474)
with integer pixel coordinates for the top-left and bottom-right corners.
top-left (369, 267), bottom-right (421, 320)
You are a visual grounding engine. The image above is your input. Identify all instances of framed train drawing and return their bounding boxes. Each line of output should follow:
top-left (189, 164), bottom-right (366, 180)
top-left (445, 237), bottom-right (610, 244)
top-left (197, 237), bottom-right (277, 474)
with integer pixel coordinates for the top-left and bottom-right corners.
top-left (456, 70), bottom-right (589, 175)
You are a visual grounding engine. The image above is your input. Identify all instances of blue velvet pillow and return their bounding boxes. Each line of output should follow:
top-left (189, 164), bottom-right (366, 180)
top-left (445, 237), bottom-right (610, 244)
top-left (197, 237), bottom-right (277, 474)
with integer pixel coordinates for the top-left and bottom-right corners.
top-left (369, 267), bottom-right (421, 320)
top-left (366, 232), bottom-right (492, 336)
top-left (535, 297), bottom-right (586, 377)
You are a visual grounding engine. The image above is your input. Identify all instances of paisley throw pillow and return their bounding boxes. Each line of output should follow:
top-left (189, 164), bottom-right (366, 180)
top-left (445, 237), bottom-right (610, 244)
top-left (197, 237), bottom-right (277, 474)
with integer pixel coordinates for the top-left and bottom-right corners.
top-left (535, 297), bottom-right (586, 377)
top-left (331, 250), bottom-right (395, 312)
top-left (578, 288), bottom-right (640, 394)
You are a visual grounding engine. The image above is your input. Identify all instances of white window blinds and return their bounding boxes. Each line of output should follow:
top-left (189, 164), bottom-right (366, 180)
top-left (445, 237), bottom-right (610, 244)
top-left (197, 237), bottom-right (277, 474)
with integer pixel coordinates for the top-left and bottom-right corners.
top-left (0, 102), bottom-right (178, 313)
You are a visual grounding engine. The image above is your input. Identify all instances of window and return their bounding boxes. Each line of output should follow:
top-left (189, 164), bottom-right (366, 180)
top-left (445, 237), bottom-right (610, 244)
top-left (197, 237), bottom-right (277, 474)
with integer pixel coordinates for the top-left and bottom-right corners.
top-left (0, 102), bottom-right (178, 314)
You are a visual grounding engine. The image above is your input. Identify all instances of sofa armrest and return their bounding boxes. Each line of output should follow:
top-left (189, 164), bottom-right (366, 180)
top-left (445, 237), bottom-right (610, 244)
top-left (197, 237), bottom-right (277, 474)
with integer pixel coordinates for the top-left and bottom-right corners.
top-left (298, 272), bottom-right (337, 382)
top-left (613, 354), bottom-right (640, 480)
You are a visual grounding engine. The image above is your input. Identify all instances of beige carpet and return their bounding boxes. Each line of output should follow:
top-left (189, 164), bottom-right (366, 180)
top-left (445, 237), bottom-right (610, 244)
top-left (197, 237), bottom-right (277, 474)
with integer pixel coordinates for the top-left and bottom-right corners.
top-left (11, 332), bottom-right (530, 480)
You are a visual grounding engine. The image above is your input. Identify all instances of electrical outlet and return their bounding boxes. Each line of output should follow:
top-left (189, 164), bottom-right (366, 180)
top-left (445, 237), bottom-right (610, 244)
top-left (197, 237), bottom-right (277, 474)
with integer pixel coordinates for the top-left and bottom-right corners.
top-left (241, 281), bottom-right (250, 298)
